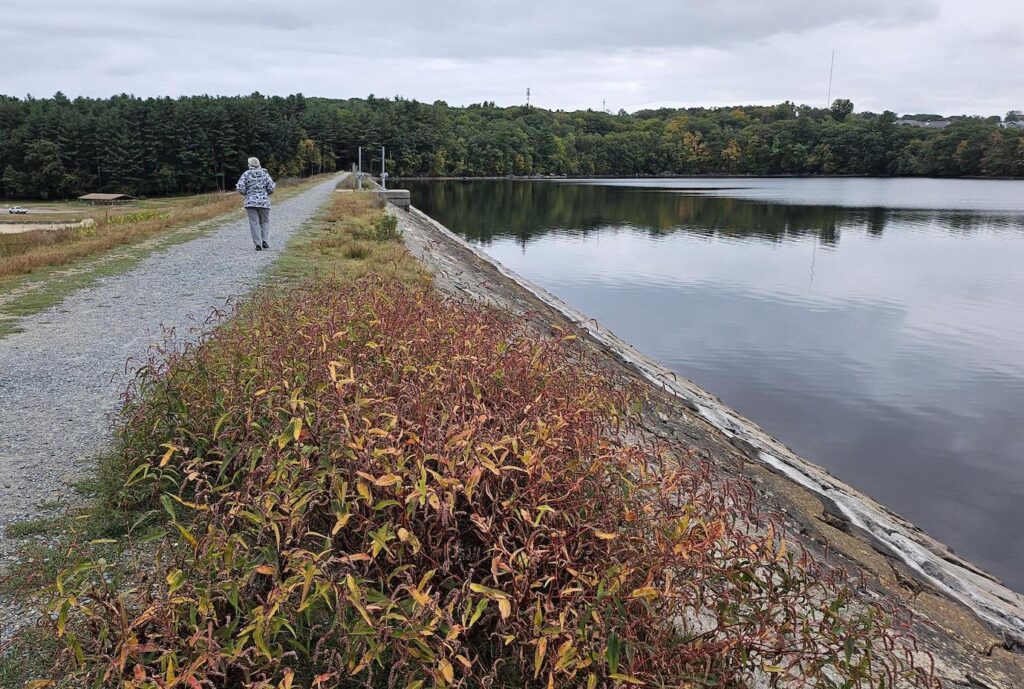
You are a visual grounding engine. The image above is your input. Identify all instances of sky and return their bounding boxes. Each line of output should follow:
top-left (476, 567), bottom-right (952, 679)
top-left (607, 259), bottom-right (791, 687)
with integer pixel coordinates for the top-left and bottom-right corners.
top-left (1, 0), bottom-right (1022, 116)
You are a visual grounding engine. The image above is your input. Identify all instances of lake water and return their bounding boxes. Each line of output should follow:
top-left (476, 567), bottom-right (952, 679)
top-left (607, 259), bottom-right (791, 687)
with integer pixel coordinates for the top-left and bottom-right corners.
top-left (397, 178), bottom-right (1024, 591)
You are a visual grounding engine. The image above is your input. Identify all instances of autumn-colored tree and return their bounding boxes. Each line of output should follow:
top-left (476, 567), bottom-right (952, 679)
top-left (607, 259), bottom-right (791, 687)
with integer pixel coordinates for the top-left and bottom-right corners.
top-left (295, 137), bottom-right (322, 177)
top-left (721, 139), bottom-right (743, 172)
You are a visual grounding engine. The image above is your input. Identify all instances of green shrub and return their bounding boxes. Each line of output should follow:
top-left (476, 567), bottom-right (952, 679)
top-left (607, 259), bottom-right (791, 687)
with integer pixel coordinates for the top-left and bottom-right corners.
top-left (373, 213), bottom-right (400, 242)
top-left (41, 279), bottom-right (936, 688)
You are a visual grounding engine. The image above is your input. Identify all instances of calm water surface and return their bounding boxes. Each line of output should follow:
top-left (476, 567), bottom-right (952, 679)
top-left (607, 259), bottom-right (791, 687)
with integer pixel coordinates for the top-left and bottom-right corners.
top-left (398, 178), bottom-right (1024, 591)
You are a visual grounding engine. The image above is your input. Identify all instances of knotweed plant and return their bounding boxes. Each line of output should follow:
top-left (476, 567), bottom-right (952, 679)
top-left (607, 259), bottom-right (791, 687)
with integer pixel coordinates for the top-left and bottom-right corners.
top-left (41, 278), bottom-right (938, 688)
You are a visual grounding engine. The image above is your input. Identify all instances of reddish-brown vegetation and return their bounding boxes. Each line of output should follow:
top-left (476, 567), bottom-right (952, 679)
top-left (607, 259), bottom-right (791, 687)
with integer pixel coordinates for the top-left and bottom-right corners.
top-left (42, 278), bottom-right (938, 687)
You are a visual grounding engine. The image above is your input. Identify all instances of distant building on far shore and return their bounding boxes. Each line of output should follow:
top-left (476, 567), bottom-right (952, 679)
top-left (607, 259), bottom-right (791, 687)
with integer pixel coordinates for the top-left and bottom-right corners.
top-left (896, 115), bottom-right (1024, 130)
top-left (896, 119), bottom-right (954, 129)
top-left (77, 193), bottom-right (137, 205)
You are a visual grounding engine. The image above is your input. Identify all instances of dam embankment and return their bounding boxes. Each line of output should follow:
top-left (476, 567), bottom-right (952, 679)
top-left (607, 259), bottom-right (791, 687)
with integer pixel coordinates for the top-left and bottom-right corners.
top-left (386, 197), bottom-right (1024, 686)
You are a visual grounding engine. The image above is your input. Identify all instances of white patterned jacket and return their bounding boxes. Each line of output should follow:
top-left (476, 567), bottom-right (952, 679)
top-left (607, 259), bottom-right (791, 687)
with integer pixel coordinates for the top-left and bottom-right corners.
top-left (235, 167), bottom-right (276, 209)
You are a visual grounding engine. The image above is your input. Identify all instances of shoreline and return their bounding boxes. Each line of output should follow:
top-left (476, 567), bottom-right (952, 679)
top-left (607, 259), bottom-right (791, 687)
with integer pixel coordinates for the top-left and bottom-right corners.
top-left (391, 173), bottom-right (1024, 182)
top-left (391, 198), bottom-right (1024, 684)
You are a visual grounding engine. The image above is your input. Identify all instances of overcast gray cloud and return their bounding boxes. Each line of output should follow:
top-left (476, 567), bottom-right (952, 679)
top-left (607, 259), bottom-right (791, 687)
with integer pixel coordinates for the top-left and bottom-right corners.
top-left (1, 0), bottom-right (1021, 115)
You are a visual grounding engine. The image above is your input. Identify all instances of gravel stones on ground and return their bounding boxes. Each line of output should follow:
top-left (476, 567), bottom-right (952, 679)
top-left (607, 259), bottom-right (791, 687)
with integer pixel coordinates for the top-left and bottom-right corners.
top-left (0, 176), bottom-right (339, 543)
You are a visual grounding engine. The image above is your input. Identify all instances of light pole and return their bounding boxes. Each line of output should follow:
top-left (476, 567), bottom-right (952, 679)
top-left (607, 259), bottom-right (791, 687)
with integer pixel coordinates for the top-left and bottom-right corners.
top-left (380, 146), bottom-right (387, 190)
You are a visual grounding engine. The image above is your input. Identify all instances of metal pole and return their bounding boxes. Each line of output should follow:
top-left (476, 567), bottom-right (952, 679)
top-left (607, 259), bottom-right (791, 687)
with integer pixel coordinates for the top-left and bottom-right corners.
top-left (381, 146), bottom-right (387, 190)
top-left (826, 50), bottom-right (835, 109)
top-left (357, 147), bottom-right (362, 190)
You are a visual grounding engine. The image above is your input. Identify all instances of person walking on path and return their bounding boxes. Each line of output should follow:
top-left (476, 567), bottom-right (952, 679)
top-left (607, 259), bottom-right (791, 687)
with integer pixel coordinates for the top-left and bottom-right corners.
top-left (236, 157), bottom-right (276, 251)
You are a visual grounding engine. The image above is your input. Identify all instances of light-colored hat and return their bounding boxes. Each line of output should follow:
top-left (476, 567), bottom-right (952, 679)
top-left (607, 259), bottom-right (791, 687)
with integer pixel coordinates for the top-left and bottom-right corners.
top-left (248, 157), bottom-right (260, 169)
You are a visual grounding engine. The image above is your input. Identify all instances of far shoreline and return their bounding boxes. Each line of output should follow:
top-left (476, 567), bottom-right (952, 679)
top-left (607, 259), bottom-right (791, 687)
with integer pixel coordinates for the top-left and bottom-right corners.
top-left (391, 173), bottom-right (1024, 182)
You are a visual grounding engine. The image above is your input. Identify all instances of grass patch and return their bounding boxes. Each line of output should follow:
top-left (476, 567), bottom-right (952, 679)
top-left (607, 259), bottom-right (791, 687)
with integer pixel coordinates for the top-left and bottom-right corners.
top-left (343, 241), bottom-right (371, 260)
top-left (0, 252), bottom-right (153, 337)
top-left (272, 191), bottom-right (423, 288)
top-left (0, 628), bottom-right (58, 688)
top-left (3, 516), bottom-right (57, 539)
top-left (0, 540), bottom-right (74, 600)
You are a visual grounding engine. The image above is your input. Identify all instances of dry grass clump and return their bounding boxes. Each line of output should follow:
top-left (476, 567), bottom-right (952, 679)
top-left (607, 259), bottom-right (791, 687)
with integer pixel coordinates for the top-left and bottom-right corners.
top-left (40, 279), bottom-right (937, 688)
top-left (323, 191), bottom-right (385, 224)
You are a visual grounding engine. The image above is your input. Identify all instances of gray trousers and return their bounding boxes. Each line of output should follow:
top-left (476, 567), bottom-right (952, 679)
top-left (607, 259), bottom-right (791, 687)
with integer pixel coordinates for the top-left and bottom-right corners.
top-left (246, 207), bottom-right (271, 245)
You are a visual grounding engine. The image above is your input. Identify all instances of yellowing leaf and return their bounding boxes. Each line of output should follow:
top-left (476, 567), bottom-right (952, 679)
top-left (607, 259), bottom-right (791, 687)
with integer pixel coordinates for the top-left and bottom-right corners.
top-left (331, 512), bottom-right (351, 535)
top-left (594, 530), bottom-right (618, 540)
top-left (609, 674), bottom-right (645, 686)
top-left (255, 565), bottom-right (275, 576)
top-left (534, 637), bottom-right (547, 678)
top-left (629, 586), bottom-right (659, 600)
top-left (439, 659), bottom-right (454, 683)
top-left (763, 664), bottom-right (786, 673)
top-left (497, 597), bottom-right (512, 619)
top-left (166, 569), bottom-right (185, 594)
top-left (173, 522), bottom-right (198, 549)
top-left (158, 444), bottom-right (176, 467)
top-left (374, 474), bottom-right (402, 487)
top-left (350, 599), bottom-right (374, 626)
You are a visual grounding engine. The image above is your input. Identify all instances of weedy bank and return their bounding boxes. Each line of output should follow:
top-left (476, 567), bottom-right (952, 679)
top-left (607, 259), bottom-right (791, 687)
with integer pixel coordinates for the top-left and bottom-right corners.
top-left (2, 193), bottom-right (939, 688)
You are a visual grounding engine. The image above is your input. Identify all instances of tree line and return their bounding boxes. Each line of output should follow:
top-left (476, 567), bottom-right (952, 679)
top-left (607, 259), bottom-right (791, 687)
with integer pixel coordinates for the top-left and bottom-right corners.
top-left (2, 92), bottom-right (1022, 199)
top-left (406, 179), bottom-right (1005, 250)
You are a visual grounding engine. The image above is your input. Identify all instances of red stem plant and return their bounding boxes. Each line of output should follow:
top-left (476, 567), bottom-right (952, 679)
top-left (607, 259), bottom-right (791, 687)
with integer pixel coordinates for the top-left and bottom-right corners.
top-left (42, 277), bottom-right (938, 688)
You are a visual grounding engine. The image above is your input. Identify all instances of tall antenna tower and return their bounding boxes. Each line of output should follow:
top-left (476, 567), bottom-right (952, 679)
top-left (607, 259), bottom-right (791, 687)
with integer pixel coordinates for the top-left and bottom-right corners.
top-left (602, 98), bottom-right (606, 113)
top-left (826, 50), bottom-right (835, 108)
top-left (526, 88), bottom-right (531, 107)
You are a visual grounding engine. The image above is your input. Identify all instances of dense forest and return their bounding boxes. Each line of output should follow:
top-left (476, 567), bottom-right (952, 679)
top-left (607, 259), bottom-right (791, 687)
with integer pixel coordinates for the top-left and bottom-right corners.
top-left (2, 92), bottom-right (1023, 199)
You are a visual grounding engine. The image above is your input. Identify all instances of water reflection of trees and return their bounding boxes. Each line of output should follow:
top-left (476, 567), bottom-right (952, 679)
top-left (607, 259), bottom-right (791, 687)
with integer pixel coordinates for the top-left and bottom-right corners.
top-left (399, 180), bottom-right (1024, 248)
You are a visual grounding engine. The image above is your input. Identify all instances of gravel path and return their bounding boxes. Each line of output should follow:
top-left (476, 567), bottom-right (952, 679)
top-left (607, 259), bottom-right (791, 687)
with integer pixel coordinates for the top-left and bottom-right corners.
top-left (0, 176), bottom-right (339, 536)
